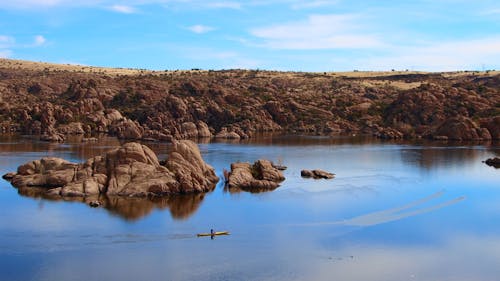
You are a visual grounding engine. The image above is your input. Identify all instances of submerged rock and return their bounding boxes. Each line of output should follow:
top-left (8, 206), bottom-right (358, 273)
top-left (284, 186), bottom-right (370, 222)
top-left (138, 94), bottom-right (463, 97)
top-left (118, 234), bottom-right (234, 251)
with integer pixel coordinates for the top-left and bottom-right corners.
top-left (301, 169), bottom-right (335, 179)
top-left (227, 159), bottom-right (285, 191)
top-left (3, 140), bottom-right (219, 197)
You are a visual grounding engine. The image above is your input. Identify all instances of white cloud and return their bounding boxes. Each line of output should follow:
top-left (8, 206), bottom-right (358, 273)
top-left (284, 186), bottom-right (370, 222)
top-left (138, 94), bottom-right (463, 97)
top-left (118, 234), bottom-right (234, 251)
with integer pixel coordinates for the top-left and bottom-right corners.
top-left (361, 36), bottom-right (500, 71)
top-left (187, 25), bottom-right (215, 34)
top-left (0, 0), bottom-right (242, 10)
top-left (33, 35), bottom-right (47, 46)
top-left (109, 5), bottom-right (137, 14)
top-left (481, 8), bottom-right (500, 15)
top-left (0, 0), bottom-right (341, 10)
top-left (250, 14), bottom-right (383, 50)
top-left (0, 0), bottom-right (82, 9)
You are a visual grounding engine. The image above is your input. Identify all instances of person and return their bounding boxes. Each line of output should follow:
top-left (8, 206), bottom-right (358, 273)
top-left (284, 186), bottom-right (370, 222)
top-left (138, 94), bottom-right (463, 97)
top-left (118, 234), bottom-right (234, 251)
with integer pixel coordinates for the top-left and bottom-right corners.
top-left (210, 229), bottom-right (214, 240)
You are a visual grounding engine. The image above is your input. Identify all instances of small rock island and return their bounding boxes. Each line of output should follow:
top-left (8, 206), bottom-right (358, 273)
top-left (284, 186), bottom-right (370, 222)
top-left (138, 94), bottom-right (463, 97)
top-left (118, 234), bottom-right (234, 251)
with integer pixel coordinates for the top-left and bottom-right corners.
top-left (2, 140), bottom-right (219, 197)
top-left (484, 157), bottom-right (500, 168)
top-left (226, 159), bottom-right (285, 191)
top-left (301, 169), bottom-right (335, 179)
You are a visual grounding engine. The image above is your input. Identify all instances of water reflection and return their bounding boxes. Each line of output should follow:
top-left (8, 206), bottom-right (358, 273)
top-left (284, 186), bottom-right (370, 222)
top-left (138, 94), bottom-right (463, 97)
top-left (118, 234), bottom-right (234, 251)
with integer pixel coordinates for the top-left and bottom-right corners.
top-left (290, 190), bottom-right (466, 227)
top-left (0, 134), bottom-right (122, 160)
top-left (1, 134), bottom-right (500, 281)
top-left (400, 147), bottom-right (485, 170)
top-left (16, 186), bottom-right (207, 221)
top-left (223, 185), bottom-right (279, 194)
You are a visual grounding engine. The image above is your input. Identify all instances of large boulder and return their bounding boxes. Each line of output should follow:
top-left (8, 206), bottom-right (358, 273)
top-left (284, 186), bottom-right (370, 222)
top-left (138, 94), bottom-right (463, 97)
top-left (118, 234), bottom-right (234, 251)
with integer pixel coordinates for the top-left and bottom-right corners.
top-left (163, 140), bottom-right (220, 193)
top-left (111, 119), bottom-right (144, 139)
top-left (196, 121), bottom-right (212, 138)
top-left (227, 159), bottom-right (285, 191)
top-left (180, 122), bottom-right (199, 138)
top-left (3, 140), bottom-right (219, 197)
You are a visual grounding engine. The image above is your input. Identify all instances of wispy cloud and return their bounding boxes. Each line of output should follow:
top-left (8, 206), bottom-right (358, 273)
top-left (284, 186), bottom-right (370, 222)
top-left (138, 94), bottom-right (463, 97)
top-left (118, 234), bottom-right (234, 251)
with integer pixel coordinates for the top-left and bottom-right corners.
top-left (0, 35), bottom-right (15, 47)
top-left (33, 35), bottom-right (47, 46)
top-left (205, 1), bottom-right (242, 9)
top-left (291, 0), bottom-right (337, 10)
top-left (250, 14), bottom-right (383, 50)
top-left (0, 0), bottom-right (90, 10)
top-left (0, 35), bottom-right (15, 58)
top-left (481, 8), bottom-right (500, 15)
top-left (354, 36), bottom-right (500, 71)
top-left (187, 25), bottom-right (215, 34)
top-left (109, 4), bottom-right (137, 14)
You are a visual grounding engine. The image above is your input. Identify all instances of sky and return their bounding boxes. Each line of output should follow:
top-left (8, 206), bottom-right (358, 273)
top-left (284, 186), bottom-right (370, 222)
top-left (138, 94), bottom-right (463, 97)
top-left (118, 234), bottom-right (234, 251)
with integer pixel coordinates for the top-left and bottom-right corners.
top-left (0, 0), bottom-right (499, 71)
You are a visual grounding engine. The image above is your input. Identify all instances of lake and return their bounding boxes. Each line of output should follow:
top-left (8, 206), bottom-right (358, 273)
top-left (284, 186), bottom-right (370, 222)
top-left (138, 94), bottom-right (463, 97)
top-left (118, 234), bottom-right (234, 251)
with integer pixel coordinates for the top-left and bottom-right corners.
top-left (0, 135), bottom-right (499, 281)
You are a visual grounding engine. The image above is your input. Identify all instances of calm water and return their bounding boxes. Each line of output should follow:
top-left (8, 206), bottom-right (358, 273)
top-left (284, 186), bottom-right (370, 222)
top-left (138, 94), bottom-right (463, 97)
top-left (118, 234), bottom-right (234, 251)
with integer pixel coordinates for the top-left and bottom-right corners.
top-left (0, 135), bottom-right (499, 281)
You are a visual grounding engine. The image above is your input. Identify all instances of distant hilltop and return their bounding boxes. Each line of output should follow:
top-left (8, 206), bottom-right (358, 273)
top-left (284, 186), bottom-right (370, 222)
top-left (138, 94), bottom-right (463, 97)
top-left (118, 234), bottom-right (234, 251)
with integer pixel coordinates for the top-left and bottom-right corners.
top-left (3, 58), bottom-right (497, 77)
top-left (0, 58), bottom-right (498, 141)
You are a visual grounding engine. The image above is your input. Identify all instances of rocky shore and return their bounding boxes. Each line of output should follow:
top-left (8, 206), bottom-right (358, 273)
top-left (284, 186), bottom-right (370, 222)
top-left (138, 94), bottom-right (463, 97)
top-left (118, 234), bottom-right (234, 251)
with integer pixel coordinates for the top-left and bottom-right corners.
top-left (0, 59), bottom-right (499, 141)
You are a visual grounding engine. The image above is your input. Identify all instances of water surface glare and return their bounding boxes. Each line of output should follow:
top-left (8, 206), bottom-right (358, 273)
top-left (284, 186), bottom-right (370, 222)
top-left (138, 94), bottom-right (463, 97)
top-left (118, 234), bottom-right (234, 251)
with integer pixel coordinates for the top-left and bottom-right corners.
top-left (0, 135), bottom-right (499, 281)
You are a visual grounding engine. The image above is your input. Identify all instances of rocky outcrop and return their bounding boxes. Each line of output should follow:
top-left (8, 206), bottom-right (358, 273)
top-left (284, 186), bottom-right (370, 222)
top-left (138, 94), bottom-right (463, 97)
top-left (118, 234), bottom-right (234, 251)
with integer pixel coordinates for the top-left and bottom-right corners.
top-left (109, 118), bottom-right (144, 140)
top-left (374, 127), bottom-right (404, 139)
top-left (484, 157), bottom-right (500, 168)
top-left (162, 140), bottom-right (220, 193)
top-left (433, 117), bottom-right (491, 140)
top-left (301, 169), bottom-right (335, 179)
top-left (58, 122), bottom-right (85, 134)
top-left (215, 127), bottom-right (241, 139)
top-left (179, 121), bottom-right (212, 139)
top-left (483, 116), bottom-right (500, 140)
top-left (3, 140), bottom-right (219, 197)
top-left (226, 159), bottom-right (285, 191)
top-left (0, 60), bottom-right (499, 142)
top-left (40, 132), bottom-right (65, 142)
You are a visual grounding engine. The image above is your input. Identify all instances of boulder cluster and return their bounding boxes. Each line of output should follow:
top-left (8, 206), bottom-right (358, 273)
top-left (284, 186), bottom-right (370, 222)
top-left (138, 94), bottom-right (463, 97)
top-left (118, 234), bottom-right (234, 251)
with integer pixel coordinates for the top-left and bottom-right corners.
top-left (226, 160), bottom-right (285, 191)
top-left (3, 140), bottom-right (219, 197)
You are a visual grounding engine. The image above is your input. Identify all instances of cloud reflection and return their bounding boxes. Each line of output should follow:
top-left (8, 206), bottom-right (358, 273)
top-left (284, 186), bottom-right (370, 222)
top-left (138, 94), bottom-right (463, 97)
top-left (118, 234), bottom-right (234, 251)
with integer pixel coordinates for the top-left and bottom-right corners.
top-left (290, 190), bottom-right (465, 227)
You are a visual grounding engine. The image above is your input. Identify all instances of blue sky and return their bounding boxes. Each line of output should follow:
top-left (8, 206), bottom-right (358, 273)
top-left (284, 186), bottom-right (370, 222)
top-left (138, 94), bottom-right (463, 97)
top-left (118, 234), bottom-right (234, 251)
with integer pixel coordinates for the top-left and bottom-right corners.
top-left (0, 0), bottom-right (499, 71)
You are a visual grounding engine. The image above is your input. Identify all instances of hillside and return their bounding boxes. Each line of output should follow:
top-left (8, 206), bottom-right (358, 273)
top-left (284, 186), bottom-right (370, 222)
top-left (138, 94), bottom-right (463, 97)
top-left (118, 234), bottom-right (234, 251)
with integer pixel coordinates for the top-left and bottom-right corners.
top-left (0, 58), bottom-right (499, 141)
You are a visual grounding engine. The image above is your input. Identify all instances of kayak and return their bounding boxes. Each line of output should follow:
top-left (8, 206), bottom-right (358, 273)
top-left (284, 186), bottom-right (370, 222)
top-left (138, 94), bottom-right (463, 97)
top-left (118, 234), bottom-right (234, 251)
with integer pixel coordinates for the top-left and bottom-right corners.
top-left (197, 231), bottom-right (230, 237)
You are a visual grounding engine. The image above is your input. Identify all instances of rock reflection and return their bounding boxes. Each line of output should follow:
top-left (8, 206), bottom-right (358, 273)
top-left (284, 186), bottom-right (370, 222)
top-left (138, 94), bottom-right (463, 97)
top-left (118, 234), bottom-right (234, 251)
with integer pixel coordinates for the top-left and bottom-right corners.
top-left (400, 141), bottom-right (499, 169)
top-left (223, 185), bottom-right (279, 194)
top-left (16, 186), bottom-right (207, 221)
